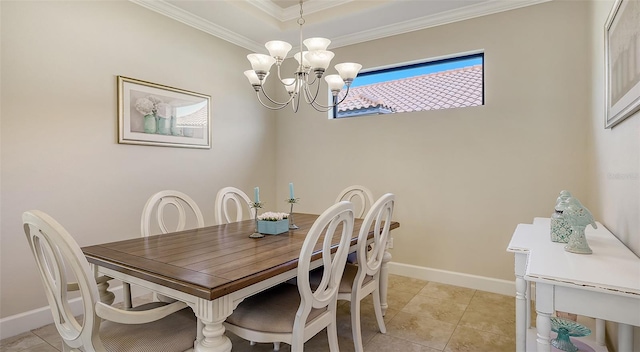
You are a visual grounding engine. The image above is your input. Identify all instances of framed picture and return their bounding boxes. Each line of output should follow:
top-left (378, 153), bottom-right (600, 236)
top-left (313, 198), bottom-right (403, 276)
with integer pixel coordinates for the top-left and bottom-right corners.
top-left (117, 76), bottom-right (211, 148)
top-left (605, 0), bottom-right (640, 128)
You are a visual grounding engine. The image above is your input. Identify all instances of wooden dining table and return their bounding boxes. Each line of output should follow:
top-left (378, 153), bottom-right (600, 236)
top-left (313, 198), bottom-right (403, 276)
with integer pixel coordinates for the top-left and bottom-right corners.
top-left (82, 213), bottom-right (400, 352)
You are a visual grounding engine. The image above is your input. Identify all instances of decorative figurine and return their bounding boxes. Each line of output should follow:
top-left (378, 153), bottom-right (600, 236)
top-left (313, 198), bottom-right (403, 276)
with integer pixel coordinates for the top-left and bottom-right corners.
top-left (563, 197), bottom-right (597, 254)
top-left (551, 190), bottom-right (573, 243)
top-left (550, 317), bottom-right (592, 352)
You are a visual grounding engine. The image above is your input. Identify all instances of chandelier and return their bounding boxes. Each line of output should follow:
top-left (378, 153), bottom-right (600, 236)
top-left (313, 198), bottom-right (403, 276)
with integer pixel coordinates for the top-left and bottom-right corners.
top-left (243, 0), bottom-right (362, 112)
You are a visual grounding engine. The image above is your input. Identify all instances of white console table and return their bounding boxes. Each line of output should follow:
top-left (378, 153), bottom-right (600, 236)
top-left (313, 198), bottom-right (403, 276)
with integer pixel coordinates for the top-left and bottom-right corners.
top-left (507, 218), bottom-right (640, 352)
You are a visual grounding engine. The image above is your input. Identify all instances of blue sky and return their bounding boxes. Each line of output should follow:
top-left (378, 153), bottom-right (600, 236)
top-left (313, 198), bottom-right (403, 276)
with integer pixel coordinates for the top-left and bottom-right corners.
top-left (350, 56), bottom-right (482, 88)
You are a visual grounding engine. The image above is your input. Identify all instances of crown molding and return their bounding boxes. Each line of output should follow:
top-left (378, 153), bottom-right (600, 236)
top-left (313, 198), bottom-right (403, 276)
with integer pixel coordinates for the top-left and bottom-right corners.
top-left (130, 0), bottom-right (265, 53)
top-left (130, 0), bottom-right (552, 52)
top-left (330, 0), bottom-right (553, 48)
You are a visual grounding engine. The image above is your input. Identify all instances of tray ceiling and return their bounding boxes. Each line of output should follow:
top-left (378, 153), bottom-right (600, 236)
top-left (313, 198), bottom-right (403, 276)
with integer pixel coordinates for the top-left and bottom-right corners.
top-left (131, 0), bottom-right (550, 52)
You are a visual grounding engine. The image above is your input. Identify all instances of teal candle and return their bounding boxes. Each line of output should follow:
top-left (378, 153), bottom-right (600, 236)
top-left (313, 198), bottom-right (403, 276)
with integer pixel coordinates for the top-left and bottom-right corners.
top-left (289, 183), bottom-right (295, 199)
top-left (254, 187), bottom-right (260, 203)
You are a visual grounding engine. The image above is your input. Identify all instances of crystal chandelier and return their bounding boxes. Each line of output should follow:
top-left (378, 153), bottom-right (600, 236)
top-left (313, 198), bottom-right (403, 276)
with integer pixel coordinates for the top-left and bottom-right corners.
top-left (243, 0), bottom-right (362, 112)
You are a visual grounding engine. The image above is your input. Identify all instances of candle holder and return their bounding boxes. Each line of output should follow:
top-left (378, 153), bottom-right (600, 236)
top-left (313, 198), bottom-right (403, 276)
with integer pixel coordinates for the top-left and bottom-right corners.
top-left (286, 198), bottom-right (299, 230)
top-left (249, 201), bottom-right (264, 238)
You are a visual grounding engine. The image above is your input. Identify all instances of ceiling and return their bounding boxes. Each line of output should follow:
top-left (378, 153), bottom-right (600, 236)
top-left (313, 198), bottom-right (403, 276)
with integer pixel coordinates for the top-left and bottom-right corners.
top-left (131, 0), bottom-right (549, 53)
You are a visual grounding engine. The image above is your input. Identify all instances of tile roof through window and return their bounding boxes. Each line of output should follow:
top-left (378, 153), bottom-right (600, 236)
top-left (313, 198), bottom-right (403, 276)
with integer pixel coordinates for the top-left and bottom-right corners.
top-left (337, 64), bottom-right (483, 116)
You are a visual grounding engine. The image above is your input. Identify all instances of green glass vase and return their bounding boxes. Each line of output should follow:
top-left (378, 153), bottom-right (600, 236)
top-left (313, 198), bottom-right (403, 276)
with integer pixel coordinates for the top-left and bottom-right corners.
top-left (143, 114), bottom-right (157, 134)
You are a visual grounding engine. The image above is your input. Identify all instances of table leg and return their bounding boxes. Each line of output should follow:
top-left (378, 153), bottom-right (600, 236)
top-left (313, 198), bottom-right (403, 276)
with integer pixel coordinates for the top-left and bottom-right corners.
top-left (92, 264), bottom-right (115, 305)
top-left (195, 297), bottom-right (233, 352)
top-left (514, 253), bottom-right (528, 352)
top-left (380, 247), bottom-right (392, 316)
top-left (618, 323), bottom-right (633, 351)
top-left (596, 318), bottom-right (605, 346)
top-left (535, 283), bottom-right (553, 352)
top-left (515, 274), bottom-right (527, 351)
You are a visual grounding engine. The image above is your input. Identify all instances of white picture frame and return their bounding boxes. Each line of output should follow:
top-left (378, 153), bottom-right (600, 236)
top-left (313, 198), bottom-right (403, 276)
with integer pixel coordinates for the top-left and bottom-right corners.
top-left (117, 76), bottom-right (211, 148)
top-left (604, 0), bottom-right (640, 128)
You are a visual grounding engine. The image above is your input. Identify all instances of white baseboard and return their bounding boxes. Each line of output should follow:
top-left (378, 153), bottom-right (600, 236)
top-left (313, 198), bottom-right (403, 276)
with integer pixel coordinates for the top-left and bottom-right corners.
top-left (388, 262), bottom-right (516, 296)
top-left (0, 285), bottom-right (150, 340)
top-left (2, 263), bottom-right (514, 340)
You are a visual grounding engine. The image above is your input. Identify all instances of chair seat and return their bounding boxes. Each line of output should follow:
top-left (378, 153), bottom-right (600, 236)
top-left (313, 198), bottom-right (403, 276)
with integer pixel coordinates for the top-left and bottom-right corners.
top-left (101, 302), bottom-right (197, 351)
top-left (339, 264), bottom-right (373, 294)
top-left (226, 284), bottom-right (326, 334)
top-left (310, 264), bottom-right (373, 294)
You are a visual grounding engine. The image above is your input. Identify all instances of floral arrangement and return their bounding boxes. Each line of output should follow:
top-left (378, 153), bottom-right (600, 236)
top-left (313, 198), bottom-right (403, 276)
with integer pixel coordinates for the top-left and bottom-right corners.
top-left (135, 95), bottom-right (163, 116)
top-left (257, 212), bottom-right (289, 221)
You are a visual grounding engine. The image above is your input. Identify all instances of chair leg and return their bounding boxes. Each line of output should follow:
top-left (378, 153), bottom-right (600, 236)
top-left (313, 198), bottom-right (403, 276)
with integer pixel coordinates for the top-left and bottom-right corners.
top-left (327, 320), bottom-right (340, 352)
top-left (350, 299), bottom-right (364, 352)
top-left (372, 289), bottom-right (387, 333)
top-left (122, 283), bottom-right (132, 310)
top-left (291, 337), bottom-right (304, 352)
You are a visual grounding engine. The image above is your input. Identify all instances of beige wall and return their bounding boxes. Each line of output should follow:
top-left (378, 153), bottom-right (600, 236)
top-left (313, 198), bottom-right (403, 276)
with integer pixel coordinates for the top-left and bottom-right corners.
top-left (0, 1), bottom-right (276, 318)
top-left (588, 1), bottom-right (640, 349)
top-left (3, 0), bottom-right (638, 345)
top-left (276, 1), bottom-right (590, 281)
top-left (588, 0), bottom-right (640, 255)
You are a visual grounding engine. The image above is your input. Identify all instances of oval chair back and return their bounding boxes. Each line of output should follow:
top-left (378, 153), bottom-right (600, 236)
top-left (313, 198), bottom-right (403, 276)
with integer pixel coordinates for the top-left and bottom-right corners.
top-left (140, 190), bottom-right (204, 237)
top-left (335, 185), bottom-right (374, 218)
top-left (23, 210), bottom-right (105, 350)
top-left (214, 186), bottom-right (255, 224)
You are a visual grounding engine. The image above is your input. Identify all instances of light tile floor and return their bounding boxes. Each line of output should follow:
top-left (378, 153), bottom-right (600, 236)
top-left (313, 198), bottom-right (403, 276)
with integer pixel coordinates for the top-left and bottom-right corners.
top-left (0, 274), bottom-right (515, 352)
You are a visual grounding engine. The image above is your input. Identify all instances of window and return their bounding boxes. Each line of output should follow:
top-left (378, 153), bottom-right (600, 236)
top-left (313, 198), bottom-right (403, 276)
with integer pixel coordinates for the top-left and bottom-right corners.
top-left (332, 52), bottom-right (484, 118)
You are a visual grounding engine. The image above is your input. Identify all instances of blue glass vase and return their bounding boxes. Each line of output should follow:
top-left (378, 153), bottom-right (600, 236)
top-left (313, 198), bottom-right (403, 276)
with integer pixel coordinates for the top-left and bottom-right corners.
top-left (170, 116), bottom-right (182, 136)
top-left (157, 117), bottom-right (171, 135)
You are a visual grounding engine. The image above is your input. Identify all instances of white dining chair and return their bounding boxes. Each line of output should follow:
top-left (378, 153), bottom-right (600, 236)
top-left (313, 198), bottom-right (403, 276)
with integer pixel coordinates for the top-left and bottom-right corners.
top-left (336, 185), bottom-right (375, 263)
top-left (339, 193), bottom-right (395, 352)
top-left (22, 210), bottom-right (197, 352)
top-left (335, 185), bottom-right (375, 219)
top-left (140, 189), bottom-right (205, 237)
top-left (214, 186), bottom-right (256, 224)
top-left (224, 201), bottom-right (355, 352)
top-left (122, 190), bottom-right (206, 310)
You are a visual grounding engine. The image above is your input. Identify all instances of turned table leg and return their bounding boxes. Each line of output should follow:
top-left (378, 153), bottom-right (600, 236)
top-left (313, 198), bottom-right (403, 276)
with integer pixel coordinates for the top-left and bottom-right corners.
top-left (194, 297), bottom-right (233, 352)
top-left (92, 264), bottom-right (115, 305)
top-left (514, 253), bottom-right (528, 352)
top-left (535, 283), bottom-right (553, 352)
